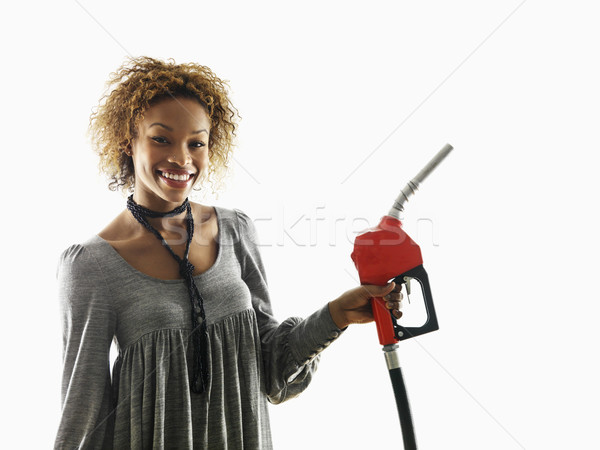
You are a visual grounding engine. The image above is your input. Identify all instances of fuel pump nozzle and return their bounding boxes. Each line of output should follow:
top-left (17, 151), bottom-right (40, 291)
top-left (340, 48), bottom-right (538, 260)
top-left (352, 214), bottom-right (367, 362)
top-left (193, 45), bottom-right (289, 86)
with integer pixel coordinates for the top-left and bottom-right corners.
top-left (350, 143), bottom-right (454, 449)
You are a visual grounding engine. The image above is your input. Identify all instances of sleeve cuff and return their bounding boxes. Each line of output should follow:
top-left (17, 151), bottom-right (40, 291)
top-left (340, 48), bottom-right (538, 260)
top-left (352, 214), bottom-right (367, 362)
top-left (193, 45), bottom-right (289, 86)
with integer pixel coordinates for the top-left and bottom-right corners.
top-left (288, 304), bottom-right (346, 365)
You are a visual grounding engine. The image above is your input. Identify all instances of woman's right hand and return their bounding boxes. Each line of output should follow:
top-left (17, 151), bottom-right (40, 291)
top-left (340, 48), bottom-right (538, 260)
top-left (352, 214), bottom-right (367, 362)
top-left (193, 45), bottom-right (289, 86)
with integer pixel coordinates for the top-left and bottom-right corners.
top-left (328, 281), bottom-right (403, 329)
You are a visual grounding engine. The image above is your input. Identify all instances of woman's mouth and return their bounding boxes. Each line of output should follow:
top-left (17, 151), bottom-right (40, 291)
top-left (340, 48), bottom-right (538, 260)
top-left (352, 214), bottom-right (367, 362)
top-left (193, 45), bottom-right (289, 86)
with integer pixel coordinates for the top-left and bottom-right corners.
top-left (157, 170), bottom-right (194, 188)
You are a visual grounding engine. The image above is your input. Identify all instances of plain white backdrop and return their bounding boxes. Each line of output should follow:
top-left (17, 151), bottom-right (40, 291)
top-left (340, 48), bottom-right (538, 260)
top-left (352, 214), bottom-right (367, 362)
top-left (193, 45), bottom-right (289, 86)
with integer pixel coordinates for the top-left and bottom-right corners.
top-left (2, 0), bottom-right (599, 448)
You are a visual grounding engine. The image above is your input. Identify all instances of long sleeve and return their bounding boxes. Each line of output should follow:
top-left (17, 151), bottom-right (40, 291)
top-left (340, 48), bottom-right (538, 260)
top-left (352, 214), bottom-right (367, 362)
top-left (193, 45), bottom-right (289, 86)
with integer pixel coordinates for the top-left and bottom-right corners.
top-left (54, 244), bottom-right (117, 450)
top-left (234, 209), bottom-right (345, 405)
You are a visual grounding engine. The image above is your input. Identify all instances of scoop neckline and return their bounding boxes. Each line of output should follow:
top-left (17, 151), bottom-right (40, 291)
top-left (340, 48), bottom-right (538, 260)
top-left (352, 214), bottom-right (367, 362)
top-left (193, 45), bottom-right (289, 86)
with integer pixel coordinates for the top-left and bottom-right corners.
top-left (93, 205), bottom-right (223, 284)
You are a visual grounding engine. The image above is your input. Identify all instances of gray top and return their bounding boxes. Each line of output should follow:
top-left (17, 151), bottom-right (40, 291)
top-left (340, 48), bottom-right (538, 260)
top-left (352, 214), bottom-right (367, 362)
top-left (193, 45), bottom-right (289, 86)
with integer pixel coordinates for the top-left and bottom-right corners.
top-left (54, 206), bottom-right (344, 449)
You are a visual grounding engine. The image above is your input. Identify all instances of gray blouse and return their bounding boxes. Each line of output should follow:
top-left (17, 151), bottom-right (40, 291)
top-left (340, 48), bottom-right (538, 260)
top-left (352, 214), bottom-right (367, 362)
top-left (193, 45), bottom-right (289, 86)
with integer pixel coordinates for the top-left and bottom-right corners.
top-left (54, 207), bottom-right (344, 449)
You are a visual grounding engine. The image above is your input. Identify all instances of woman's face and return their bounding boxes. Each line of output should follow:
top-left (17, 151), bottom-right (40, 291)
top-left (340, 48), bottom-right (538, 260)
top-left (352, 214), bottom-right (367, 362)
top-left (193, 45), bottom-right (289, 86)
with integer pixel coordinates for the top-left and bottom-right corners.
top-left (129, 96), bottom-right (210, 210)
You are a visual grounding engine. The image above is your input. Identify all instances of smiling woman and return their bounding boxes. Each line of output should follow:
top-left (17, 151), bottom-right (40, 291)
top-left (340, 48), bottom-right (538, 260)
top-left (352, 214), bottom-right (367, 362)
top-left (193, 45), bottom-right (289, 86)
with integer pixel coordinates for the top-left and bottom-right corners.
top-left (54, 56), bottom-right (403, 449)
top-left (88, 56), bottom-right (238, 199)
top-left (125, 96), bottom-right (211, 209)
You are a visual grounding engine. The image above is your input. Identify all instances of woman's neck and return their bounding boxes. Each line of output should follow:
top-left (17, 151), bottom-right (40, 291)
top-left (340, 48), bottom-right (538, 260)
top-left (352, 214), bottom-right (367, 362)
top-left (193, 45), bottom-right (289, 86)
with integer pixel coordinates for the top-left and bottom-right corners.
top-left (128, 191), bottom-right (192, 236)
top-left (132, 190), bottom-right (187, 212)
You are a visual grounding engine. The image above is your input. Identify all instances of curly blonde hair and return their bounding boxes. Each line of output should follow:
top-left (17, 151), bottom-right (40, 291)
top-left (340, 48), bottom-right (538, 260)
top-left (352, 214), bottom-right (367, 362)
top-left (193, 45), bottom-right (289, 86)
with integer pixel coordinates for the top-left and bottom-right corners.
top-left (88, 56), bottom-right (240, 197)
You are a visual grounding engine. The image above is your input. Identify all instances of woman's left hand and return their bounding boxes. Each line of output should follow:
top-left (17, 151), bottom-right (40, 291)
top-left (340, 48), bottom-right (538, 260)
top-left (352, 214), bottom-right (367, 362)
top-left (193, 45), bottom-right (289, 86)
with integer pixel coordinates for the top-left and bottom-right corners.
top-left (328, 281), bottom-right (403, 330)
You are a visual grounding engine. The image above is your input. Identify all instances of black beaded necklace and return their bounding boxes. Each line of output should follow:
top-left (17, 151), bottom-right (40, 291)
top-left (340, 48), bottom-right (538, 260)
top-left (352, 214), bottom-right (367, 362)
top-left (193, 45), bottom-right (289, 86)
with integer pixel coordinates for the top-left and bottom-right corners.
top-left (126, 194), bottom-right (208, 394)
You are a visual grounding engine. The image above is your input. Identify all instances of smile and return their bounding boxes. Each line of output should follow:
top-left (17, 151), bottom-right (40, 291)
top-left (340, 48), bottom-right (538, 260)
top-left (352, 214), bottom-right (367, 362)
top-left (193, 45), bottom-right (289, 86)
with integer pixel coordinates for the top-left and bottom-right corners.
top-left (157, 170), bottom-right (194, 188)
top-left (158, 170), bottom-right (193, 181)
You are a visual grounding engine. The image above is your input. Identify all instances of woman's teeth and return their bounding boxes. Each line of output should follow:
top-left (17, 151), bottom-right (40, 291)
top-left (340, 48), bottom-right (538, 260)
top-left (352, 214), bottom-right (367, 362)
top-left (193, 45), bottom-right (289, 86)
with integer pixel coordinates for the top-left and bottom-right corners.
top-left (160, 171), bottom-right (191, 181)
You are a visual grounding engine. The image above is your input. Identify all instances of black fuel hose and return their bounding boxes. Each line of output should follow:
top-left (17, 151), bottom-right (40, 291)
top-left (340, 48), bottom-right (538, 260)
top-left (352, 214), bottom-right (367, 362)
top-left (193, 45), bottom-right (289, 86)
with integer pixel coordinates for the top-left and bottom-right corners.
top-left (388, 366), bottom-right (417, 449)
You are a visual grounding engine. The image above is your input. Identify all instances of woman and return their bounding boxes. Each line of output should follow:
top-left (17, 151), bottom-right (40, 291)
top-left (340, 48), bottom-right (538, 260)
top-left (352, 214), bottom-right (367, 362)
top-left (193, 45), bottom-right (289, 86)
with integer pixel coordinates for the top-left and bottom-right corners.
top-left (55, 56), bottom-right (403, 449)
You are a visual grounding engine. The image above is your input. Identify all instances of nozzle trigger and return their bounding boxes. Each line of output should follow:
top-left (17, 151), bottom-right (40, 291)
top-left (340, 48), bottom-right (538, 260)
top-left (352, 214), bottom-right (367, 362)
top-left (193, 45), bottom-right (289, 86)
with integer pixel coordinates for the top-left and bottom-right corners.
top-left (403, 276), bottom-right (412, 304)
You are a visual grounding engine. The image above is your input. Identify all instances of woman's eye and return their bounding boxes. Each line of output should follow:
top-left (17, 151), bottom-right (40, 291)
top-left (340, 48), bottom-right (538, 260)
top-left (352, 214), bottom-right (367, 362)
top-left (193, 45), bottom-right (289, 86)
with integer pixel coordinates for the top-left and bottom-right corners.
top-left (151, 137), bottom-right (205, 149)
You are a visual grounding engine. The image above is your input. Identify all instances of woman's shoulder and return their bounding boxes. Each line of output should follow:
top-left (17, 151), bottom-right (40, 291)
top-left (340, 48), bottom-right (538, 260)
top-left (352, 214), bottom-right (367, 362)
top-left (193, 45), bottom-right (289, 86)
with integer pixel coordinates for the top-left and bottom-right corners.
top-left (216, 205), bottom-right (258, 235)
top-left (56, 235), bottom-right (109, 282)
top-left (59, 210), bottom-right (129, 275)
top-left (232, 207), bottom-right (258, 237)
top-left (198, 202), bottom-right (248, 221)
top-left (198, 203), bottom-right (255, 235)
top-left (229, 207), bottom-right (261, 248)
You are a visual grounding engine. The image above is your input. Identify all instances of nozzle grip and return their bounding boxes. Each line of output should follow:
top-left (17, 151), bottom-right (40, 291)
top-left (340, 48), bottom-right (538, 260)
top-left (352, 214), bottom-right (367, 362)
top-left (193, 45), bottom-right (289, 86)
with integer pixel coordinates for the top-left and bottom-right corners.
top-left (393, 265), bottom-right (439, 341)
top-left (371, 264), bottom-right (439, 345)
top-left (372, 296), bottom-right (398, 346)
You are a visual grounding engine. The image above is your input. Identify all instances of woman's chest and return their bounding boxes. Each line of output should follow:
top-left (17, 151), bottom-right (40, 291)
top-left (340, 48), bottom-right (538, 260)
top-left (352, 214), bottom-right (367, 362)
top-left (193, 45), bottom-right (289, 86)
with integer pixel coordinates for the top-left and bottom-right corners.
top-left (109, 212), bottom-right (219, 280)
top-left (111, 251), bottom-right (252, 348)
top-left (114, 235), bottom-right (218, 280)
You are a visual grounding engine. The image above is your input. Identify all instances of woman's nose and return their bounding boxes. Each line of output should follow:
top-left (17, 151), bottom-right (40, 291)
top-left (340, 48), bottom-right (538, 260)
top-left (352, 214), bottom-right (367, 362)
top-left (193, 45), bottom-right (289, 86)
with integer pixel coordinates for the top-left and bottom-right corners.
top-left (168, 143), bottom-right (192, 166)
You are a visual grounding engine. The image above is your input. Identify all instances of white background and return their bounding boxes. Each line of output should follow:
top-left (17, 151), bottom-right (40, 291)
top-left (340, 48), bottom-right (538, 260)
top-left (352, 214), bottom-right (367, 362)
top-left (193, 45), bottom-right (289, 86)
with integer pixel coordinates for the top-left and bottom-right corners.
top-left (2, 1), bottom-right (599, 448)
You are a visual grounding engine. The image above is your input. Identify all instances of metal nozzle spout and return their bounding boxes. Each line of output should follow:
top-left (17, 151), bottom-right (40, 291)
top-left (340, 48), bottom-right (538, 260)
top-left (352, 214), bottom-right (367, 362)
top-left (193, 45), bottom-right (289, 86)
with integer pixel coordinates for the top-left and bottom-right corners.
top-left (388, 143), bottom-right (454, 219)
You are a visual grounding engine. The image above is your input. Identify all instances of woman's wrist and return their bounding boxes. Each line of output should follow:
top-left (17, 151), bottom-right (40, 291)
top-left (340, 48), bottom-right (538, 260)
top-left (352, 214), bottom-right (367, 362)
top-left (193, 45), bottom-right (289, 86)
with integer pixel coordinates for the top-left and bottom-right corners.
top-left (328, 299), bottom-right (349, 330)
